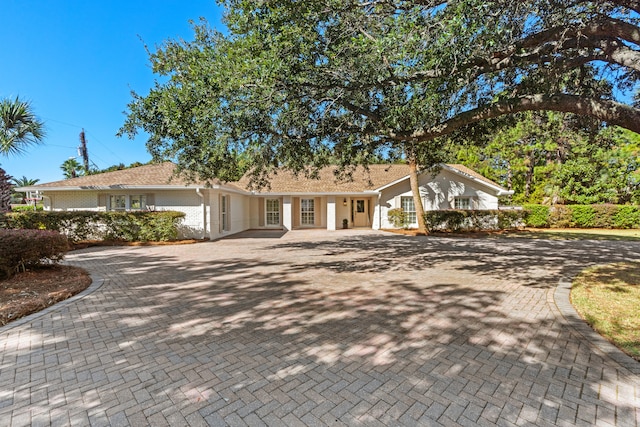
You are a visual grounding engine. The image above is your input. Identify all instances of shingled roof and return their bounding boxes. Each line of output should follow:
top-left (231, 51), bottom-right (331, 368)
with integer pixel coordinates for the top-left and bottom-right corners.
top-left (28, 162), bottom-right (231, 190)
top-left (25, 161), bottom-right (508, 194)
top-left (235, 164), bottom-right (411, 193)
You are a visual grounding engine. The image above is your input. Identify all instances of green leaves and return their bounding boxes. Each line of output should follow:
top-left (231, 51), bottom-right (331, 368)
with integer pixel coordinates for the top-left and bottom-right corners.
top-left (0, 97), bottom-right (45, 157)
top-left (120, 0), bottom-right (639, 188)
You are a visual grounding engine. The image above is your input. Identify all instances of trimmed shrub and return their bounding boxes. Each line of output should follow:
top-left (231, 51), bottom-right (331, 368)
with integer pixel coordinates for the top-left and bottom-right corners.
top-left (0, 229), bottom-right (70, 279)
top-left (424, 209), bottom-right (525, 232)
top-left (591, 204), bottom-right (618, 228)
top-left (613, 205), bottom-right (640, 229)
top-left (11, 205), bottom-right (44, 212)
top-left (523, 204), bottom-right (550, 228)
top-left (570, 205), bottom-right (596, 228)
top-left (522, 204), bottom-right (640, 228)
top-left (548, 205), bottom-right (572, 228)
top-left (5, 211), bottom-right (185, 242)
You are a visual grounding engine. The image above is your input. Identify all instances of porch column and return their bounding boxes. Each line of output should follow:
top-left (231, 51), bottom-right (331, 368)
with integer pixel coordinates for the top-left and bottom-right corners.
top-left (326, 196), bottom-right (336, 231)
top-left (283, 196), bottom-right (292, 230)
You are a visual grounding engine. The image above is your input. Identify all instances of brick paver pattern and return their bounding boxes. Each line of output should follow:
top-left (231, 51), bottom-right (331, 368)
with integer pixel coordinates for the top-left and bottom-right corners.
top-left (1, 230), bottom-right (639, 426)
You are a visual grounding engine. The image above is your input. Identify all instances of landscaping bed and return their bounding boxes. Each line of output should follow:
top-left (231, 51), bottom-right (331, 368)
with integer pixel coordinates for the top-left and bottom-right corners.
top-left (0, 265), bottom-right (91, 326)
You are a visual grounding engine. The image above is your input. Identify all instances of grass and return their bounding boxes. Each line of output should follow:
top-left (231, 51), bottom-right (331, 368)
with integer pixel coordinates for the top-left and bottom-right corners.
top-left (519, 228), bottom-right (640, 242)
top-left (383, 227), bottom-right (640, 241)
top-left (571, 262), bottom-right (640, 361)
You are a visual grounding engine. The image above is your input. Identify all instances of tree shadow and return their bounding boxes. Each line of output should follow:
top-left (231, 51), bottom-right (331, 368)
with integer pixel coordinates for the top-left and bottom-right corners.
top-left (1, 235), bottom-right (639, 425)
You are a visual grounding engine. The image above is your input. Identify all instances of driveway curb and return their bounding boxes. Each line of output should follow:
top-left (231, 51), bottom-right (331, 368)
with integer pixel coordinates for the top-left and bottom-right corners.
top-left (0, 272), bottom-right (105, 334)
top-left (554, 276), bottom-right (640, 377)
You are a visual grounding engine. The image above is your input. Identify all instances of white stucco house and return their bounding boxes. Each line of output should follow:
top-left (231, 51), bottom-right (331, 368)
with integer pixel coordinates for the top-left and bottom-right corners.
top-left (17, 162), bottom-right (513, 239)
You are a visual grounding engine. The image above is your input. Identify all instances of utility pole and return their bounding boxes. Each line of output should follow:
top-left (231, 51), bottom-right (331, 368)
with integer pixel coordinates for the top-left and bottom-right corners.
top-left (79, 129), bottom-right (90, 174)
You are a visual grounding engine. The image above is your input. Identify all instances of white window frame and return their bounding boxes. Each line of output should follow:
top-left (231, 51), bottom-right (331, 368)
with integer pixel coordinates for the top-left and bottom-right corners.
top-left (300, 199), bottom-right (315, 226)
top-left (109, 195), bottom-right (127, 211)
top-left (266, 198), bottom-right (280, 226)
top-left (454, 197), bottom-right (471, 210)
top-left (129, 195), bottom-right (147, 211)
top-left (108, 195), bottom-right (147, 211)
top-left (401, 196), bottom-right (417, 225)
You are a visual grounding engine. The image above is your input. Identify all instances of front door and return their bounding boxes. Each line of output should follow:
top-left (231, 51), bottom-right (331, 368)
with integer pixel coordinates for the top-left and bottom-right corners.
top-left (353, 199), bottom-right (369, 227)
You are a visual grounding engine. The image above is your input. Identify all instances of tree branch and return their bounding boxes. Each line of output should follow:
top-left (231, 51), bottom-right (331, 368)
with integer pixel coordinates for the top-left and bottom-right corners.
top-left (397, 94), bottom-right (640, 142)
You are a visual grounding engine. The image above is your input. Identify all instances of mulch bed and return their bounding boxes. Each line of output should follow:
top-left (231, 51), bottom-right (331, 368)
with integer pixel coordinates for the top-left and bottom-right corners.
top-left (0, 265), bottom-right (92, 326)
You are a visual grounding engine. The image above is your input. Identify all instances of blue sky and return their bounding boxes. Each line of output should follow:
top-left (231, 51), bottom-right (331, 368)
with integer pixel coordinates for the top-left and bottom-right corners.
top-left (1, 0), bottom-right (225, 183)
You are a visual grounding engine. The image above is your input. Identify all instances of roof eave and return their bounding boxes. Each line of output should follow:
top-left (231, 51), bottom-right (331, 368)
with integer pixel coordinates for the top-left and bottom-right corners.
top-left (440, 164), bottom-right (510, 195)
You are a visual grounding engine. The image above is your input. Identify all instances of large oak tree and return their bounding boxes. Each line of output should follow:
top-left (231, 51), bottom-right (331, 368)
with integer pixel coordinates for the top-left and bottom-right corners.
top-left (120, 0), bottom-right (640, 233)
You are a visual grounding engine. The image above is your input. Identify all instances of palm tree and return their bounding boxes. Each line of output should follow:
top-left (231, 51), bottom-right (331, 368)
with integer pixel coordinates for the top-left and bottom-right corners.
top-left (11, 176), bottom-right (40, 204)
top-left (0, 97), bottom-right (46, 212)
top-left (60, 158), bottom-right (84, 179)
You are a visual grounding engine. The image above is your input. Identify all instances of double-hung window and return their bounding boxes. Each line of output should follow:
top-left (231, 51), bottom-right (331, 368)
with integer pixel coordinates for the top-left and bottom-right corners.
top-left (401, 196), bottom-right (416, 225)
top-left (301, 199), bottom-right (315, 225)
top-left (266, 199), bottom-right (280, 226)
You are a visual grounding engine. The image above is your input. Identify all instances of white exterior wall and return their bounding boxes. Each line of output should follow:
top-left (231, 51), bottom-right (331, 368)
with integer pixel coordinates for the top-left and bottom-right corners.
top-left (335, 197), bottom-right (351, 229)
top-left (208, 191), bottom-right (251, 240)
top-left (45, 189), bottom-right (209, 239)
top-left (375, 169), bottom-right (499, 229)
top-left (152, 190), bottom-right (204, 238)
top-left (48, 191), bottom-right (100, 211)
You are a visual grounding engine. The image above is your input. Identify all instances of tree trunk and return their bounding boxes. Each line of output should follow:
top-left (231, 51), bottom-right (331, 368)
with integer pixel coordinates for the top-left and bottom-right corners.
top-left (407, 153), bottom-right (428, 235)
top-left (0, 168), bottom-right (13, 213)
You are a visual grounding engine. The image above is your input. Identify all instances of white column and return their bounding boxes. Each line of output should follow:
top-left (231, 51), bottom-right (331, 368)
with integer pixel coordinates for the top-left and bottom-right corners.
top-left (283, 196), bottom-right (292, 230)
top-left (326, 196), bottom-right (336, 231)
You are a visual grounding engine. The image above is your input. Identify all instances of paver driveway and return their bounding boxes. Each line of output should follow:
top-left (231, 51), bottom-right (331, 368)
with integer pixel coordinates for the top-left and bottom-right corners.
top-left (1, 230), bottom-right (639, 426)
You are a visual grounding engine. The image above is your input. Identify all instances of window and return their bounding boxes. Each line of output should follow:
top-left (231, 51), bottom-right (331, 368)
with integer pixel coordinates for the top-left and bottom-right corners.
top-left (454, 197), bottom-right (471, 209)
top-left (301, 199), bottom-right (315, 225)
top-left (109, 195), bottom-right (126, 211)
top-left (401, 196), bottom-right (416, 225)
top-left (109, 195), bottom-right (147, 211)
top-left (266, 199), bottom-right (280, 226)
top-left (356, 200), bottom-right (365, 213)
top-left (130, 195), bottom-right (147, 210)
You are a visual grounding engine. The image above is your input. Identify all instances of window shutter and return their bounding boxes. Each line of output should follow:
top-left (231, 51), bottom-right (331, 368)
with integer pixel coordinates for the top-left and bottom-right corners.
top-left (219, 194), bottom-right (223, 233)
top-left (293, 198), bottom-right (300, 227)
top-left (98, 194), bottom-right (107, 211)
top-left (146, 193), bottom-right (155, 210)
top-left (258, 198), bottom-right (265, 227)
top-left (314, 197), bottom-right (321, 226)
top-left (394, 196), bottom-right (401, 209)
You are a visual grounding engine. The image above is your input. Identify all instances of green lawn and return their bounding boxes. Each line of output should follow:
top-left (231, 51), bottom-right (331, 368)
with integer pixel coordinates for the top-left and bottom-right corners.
top-left (509, 228), bottom-right (640, 241)
top-left (571, 262), bottom-right (640, 362)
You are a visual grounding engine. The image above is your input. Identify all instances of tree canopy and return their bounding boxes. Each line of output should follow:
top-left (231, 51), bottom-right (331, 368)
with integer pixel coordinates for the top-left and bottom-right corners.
top-left (120, 0), bottom-right (640, 231)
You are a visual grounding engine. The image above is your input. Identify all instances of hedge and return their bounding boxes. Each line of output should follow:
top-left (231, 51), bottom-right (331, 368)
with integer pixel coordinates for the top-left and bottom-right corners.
top-left (0, 229), bottom-right (70, 279)
top-left (523, 204), bottom-right (640, 229)
top-left (424, 209), bottom-right (526, 232)
top-left (3, 211), bottom-right (186, 242)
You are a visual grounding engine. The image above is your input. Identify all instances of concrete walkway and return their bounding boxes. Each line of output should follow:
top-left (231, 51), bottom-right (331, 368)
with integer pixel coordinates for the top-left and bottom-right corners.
top-left (1, 229), bottom-right (639, 426)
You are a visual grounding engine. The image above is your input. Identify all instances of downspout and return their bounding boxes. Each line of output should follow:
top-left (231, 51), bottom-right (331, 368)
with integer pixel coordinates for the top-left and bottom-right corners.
top-left (195, 188), bottom-right (206, 239)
